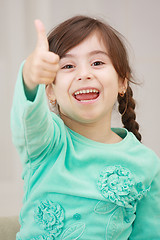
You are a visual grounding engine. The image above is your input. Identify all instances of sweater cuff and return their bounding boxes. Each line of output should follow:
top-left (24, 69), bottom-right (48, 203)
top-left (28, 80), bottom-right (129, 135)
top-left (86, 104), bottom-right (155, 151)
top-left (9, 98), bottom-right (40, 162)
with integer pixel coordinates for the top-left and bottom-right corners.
top-left (16, 61), bottom-right (46, 106)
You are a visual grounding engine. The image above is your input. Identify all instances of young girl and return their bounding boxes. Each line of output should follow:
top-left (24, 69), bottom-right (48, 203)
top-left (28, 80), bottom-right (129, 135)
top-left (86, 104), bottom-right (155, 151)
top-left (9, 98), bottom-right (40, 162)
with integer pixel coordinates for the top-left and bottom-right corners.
top-left (11, 16), bottom-right (160, 240)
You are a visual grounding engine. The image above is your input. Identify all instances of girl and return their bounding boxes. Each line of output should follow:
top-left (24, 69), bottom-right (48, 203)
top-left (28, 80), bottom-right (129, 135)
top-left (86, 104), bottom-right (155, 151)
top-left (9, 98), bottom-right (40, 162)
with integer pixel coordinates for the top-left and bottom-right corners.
top-left (11, 16), bottom-right (160, 240)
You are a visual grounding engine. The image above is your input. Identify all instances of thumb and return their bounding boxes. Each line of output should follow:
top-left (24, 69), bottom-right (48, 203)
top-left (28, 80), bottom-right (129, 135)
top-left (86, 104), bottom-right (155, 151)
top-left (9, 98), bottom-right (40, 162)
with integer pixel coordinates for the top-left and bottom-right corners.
top-left (34, 19), bottom-right (49, 51)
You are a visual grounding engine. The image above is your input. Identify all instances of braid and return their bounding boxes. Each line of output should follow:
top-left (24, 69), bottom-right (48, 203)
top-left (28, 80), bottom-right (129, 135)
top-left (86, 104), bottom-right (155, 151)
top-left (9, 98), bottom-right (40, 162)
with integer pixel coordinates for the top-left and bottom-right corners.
top-left (118, 85), bottom-right (142, 142)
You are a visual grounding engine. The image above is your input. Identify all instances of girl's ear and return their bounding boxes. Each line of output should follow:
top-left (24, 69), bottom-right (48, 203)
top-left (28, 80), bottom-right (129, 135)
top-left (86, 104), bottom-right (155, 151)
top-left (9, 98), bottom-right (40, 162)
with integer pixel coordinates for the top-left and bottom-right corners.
top-left (45, 83), bottom-right (56, 101)
top-left (46, 84), bottom-right (59, 114)
top-left (118, 77), bottom-right (128, 94)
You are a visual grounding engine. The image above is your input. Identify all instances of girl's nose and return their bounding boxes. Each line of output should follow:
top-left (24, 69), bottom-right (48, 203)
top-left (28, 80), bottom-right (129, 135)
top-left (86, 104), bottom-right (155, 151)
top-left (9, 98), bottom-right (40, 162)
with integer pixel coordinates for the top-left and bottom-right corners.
top-left (77, 66), bottom-right (93, 81)
top-left (78, 76), bottom-right (92, 81)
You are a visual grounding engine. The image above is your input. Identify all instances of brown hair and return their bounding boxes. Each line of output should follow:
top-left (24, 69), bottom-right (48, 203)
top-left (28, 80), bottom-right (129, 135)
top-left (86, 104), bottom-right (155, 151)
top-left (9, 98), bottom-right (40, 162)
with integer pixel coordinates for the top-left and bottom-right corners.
top-left (47, 15), bottom-right (142, 141)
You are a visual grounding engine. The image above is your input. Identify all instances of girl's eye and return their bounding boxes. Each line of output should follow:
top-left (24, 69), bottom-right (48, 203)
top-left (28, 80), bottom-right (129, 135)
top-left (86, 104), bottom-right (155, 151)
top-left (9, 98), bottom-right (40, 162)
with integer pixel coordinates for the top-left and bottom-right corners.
top-left (62, 64), bottom-right (75, 69)
top-left (92, 61), bottom-right (105, 66)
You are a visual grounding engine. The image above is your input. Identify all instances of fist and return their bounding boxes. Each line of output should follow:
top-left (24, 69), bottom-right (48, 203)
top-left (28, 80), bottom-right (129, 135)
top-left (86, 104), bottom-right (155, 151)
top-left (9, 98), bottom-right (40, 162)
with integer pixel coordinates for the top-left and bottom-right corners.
top-left (23, 20), bottom-right (59, 90)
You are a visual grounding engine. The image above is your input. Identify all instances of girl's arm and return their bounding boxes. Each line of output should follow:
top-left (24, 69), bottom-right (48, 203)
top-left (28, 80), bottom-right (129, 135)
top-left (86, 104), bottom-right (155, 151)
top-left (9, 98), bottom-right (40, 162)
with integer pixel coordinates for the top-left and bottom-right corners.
top-left (11, 20), bottom-right (61, 165)
top-left (129, 156), bottom-right (160, 239)
top-left (11, 62), bottom-right (61, 165)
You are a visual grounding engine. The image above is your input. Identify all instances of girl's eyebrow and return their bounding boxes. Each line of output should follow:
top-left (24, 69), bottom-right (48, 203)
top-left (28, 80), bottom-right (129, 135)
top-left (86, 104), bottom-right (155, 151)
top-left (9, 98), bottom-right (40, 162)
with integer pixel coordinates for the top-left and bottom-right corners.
top-left (61, 50), bottom-right (108, 59)
top-left (88, 50), bottom-right (109, 57)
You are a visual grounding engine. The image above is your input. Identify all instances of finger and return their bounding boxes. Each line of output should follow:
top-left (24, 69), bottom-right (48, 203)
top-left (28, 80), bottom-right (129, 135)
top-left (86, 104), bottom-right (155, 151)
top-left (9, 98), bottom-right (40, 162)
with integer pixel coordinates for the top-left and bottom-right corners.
top-left (39, 69), bottom-right (59, 79)
top-left (39, 76), bottom-right (56, 85)
top-left (34, 19), bottom-right (49, 51)
top-left (41, 62), bottom-right (60, 72)
top-left (41, 52), bottom-right (60, 64)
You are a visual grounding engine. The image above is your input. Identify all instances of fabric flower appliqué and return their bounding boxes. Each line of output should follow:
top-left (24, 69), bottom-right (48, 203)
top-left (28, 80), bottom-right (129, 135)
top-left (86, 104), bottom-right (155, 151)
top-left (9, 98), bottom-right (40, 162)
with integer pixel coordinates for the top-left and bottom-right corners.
top-left (97, 165), bottom-right (149, 208)
top-left (34, 200), bottom-right (64, 238)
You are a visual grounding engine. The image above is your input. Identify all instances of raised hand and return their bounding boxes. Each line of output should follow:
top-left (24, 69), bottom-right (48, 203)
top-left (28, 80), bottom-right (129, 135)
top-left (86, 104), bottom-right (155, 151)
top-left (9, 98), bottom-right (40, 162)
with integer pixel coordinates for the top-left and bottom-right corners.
top-left (23, 20), bottom-right (59, 90)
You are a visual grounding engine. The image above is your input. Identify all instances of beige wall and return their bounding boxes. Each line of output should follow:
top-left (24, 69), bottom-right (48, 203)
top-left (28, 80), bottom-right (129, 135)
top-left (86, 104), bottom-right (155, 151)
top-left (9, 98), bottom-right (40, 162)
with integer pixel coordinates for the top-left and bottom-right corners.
top-left (0, 0), bottom-right (160, 216)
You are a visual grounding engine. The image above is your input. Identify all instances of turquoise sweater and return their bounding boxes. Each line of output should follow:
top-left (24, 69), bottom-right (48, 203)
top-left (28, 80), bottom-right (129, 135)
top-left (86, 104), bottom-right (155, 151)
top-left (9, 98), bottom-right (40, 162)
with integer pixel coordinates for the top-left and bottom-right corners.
top-left (11, 63), bottom-right (160, 240)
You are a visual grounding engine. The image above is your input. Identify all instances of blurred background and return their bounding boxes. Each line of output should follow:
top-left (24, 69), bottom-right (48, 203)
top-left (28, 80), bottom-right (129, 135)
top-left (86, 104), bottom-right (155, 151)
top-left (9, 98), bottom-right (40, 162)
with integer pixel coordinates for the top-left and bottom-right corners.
top-left (0, 0), bottom-right (160, 216)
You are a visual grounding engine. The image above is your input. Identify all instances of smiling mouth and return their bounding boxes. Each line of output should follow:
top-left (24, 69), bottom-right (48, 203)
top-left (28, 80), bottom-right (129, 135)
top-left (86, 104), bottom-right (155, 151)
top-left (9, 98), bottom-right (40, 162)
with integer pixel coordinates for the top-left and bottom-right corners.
top-left (73, 89), bottom-right (100, 102)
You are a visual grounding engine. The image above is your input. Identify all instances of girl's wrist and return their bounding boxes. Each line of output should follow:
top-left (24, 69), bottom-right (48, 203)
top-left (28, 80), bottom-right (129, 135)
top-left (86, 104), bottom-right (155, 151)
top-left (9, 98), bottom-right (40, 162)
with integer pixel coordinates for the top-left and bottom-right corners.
top-left (22, 64), bottom-right (39, 101)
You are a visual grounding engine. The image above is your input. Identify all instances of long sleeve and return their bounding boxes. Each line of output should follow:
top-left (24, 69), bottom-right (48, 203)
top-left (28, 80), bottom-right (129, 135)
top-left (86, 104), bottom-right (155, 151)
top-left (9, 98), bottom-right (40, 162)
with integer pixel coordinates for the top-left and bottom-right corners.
top-left (11, 62), bottom-right (61, 165)
top-left (129, 154), bottom-right (160, 240)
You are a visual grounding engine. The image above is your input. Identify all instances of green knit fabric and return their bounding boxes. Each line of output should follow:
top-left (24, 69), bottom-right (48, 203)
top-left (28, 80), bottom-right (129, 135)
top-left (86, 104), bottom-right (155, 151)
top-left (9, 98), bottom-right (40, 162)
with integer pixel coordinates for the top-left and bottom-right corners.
top-left (11, 63), bottom-right (160, 240)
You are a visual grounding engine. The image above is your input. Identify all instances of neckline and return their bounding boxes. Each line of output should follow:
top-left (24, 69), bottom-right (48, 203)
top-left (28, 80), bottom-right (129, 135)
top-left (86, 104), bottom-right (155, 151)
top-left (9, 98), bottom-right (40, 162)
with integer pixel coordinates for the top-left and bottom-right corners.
top-left (66, 126), bottom-right (130, 148)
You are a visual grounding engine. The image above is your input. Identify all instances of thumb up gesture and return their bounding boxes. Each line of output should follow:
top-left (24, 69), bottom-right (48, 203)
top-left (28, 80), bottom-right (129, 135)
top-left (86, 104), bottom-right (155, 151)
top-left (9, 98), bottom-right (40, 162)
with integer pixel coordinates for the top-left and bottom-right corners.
top-left (23, 20), bottom-right (59, 90)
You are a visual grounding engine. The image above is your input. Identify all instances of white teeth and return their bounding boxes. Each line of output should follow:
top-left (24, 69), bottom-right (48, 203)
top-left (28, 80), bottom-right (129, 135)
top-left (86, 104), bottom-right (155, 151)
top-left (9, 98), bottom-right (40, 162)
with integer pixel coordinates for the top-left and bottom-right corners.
top-left (74, 89), bottom-right (99, 95)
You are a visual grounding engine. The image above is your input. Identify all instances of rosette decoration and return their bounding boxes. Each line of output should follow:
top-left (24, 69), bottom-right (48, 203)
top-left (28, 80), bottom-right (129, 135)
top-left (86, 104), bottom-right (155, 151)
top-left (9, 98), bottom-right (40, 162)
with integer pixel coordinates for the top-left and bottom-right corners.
top-left (97, 165), bottom-right (149, 208)
top-left (34, 200), bottom-right (64, 238)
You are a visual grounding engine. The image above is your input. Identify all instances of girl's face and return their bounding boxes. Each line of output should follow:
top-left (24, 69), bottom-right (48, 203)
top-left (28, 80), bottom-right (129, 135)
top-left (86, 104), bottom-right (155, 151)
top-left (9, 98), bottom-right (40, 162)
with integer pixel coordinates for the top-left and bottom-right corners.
top-left (52, 32), bottom-right (126, 125)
